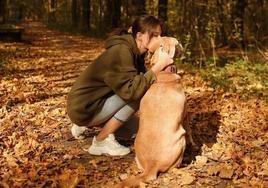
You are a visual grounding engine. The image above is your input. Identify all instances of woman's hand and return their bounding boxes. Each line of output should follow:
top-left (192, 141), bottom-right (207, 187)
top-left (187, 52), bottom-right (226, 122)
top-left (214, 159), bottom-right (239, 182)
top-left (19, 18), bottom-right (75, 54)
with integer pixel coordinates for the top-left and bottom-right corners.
top-left (150, 47), bottom-right (173, 74)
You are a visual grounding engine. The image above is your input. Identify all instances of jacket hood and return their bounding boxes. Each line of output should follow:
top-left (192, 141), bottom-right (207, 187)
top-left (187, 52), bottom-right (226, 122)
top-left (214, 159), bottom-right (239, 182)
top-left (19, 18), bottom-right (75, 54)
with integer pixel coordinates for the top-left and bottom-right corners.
top-left (105, 34), bottom-right (140, 55)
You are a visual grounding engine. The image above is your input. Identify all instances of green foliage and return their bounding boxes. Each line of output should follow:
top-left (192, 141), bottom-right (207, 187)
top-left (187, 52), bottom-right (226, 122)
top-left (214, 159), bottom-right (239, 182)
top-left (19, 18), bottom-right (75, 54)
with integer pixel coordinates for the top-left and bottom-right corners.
top-left (197, 57), bottom-right (268, 102)
top-left (200, 65), bottom-right (233, 90)
top-left (180, 33), bottom-right (193, 63)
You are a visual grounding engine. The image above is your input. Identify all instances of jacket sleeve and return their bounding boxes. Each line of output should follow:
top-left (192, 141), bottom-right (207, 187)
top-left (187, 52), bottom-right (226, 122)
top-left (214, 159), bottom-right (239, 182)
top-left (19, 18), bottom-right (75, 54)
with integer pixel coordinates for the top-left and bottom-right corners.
top-left (103, 45), bottom-right (156, 101)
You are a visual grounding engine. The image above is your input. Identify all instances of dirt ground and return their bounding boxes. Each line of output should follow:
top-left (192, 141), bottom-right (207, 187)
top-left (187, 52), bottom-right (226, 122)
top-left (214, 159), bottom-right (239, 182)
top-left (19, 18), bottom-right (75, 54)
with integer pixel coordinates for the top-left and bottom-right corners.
top-left (0, 22), bottom-right (268, 188)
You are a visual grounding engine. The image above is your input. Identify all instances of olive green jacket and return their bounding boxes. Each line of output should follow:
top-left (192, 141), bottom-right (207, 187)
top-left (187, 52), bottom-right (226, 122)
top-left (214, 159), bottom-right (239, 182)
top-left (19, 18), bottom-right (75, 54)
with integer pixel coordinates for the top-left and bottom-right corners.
top-left (67, 34), bottom-right (156, 126)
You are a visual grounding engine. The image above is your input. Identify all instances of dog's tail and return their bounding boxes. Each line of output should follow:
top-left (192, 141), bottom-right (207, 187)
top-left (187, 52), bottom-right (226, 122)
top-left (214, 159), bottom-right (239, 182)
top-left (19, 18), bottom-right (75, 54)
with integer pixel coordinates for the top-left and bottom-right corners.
top-left (117, 167), bottom-right (158, 188)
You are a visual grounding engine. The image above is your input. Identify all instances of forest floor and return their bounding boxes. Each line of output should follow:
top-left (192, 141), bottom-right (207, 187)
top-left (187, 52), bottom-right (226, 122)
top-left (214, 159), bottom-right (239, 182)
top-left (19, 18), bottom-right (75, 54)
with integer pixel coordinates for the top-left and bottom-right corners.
top-left (0, 21), bottom-right (268, 188)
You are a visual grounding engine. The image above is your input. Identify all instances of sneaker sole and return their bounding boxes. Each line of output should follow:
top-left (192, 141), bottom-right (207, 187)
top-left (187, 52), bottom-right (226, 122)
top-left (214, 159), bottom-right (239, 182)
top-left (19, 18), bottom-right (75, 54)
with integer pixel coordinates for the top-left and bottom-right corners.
top-left (71, 126), bottom-right (88, 140)
top-left (88, 147), bottom-right (130, 156)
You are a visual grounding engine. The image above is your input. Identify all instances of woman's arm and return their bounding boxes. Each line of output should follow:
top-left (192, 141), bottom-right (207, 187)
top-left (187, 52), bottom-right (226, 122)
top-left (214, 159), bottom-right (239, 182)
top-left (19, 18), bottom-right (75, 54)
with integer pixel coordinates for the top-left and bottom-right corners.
top-left (103, 46), bottom-right (156, 101)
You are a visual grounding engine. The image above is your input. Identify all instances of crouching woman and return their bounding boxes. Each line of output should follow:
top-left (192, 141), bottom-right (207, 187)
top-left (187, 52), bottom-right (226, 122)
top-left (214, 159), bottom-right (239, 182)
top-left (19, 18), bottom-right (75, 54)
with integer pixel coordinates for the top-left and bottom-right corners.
top-left (67, 15), bottom-right (173, 156)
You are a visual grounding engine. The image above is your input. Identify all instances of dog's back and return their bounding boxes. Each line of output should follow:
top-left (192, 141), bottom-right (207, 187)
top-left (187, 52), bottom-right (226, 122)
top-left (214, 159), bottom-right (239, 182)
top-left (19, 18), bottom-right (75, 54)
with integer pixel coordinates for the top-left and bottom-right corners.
top-left (119, 72), bottom-right (186, 187)
top-left (136, 71), bottom-right (186, 171)
top-left (119, 37), bottom-right (186, 187)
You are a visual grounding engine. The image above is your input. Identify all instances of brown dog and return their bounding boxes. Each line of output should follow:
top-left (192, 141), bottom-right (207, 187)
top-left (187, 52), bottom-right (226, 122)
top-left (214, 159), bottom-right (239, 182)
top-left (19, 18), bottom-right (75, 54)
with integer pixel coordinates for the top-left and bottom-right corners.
top-left (119, 37), bottom-right (189, 187)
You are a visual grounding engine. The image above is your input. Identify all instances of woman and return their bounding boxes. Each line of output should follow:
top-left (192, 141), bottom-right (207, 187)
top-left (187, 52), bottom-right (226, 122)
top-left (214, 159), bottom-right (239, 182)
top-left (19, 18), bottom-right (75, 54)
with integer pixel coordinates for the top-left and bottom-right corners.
top-left (67, 15), bottom-right (173, 156)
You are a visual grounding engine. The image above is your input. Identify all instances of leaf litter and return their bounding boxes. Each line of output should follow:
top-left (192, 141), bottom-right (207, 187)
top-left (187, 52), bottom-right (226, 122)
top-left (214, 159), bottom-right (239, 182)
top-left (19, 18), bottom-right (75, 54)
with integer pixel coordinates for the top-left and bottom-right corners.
top-left (0, 21), bottom-right (268, 187)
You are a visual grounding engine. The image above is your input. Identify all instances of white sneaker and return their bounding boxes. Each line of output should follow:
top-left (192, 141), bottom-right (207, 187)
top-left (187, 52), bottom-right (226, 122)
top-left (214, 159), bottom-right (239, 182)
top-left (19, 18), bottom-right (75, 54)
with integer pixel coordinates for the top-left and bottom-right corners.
top-left (71, 124), bottom-right (88, 139)
top-left (88, 134), bottom-right (130, 156)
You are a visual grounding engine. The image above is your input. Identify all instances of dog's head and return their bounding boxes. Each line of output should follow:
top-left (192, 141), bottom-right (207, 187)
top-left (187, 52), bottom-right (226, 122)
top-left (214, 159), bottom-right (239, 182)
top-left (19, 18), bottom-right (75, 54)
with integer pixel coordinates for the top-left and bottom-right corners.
top-left (145, 37), bottom-right (183, 69)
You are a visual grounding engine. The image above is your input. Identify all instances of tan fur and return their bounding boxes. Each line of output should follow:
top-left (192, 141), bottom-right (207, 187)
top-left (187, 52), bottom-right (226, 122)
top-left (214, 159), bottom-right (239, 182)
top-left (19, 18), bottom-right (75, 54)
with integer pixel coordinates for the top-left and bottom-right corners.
top-left (145, 37), bottom-right (183, 70)
top-left (118, 37), bottom-right (189, 188)
top-left (119, 72), bottom-right (186, 188)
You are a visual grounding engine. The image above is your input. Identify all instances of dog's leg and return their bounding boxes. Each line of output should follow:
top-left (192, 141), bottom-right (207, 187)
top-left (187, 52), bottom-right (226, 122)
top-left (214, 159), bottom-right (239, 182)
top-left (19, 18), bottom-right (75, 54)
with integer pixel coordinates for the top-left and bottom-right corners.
top-left (166, 135), bottom-right (186, 172)
top-left (135, 156), bottom-right (144, 171)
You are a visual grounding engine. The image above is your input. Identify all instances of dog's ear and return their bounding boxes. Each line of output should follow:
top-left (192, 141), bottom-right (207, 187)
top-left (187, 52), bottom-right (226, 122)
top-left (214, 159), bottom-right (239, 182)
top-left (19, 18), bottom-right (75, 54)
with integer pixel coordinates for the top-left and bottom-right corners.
top-left (174, 41), bottom-right (184, 58)
top-left (163, 37), bottom-right (184, 58)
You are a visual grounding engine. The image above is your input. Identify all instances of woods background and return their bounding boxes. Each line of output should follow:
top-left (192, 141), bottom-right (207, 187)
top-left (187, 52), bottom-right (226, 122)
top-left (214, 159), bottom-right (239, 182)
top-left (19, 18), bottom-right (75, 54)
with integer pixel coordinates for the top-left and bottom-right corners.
top-left (1, 0), bottom-right (268, 100)
top-left (0, 1), bottom-right (268, 187)
top-left (1, 0), bottom-right (268, 50)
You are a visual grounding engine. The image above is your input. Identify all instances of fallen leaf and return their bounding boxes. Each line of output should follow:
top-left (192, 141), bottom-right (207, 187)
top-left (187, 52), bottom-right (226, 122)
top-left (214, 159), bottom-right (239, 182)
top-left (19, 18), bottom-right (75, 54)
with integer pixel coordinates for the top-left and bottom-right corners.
top-left (258, 159), bottom-right (268, 176)
top-left (252, 138), bottom-right (265, 147)
top-left (139, 182), bottom-right (147, 188)
top-left (171, 168), bottom-right (184, 175)
top-left (195, 155), bottom-right (208, 167)
top-left (219, 166), bottom-right (234, 179)
top-left (180, 173), bottom-right (195, 185)
top-left (119, 173), bottom-right (128, 180)
top-left (207, 165), bottom-right (221, 176)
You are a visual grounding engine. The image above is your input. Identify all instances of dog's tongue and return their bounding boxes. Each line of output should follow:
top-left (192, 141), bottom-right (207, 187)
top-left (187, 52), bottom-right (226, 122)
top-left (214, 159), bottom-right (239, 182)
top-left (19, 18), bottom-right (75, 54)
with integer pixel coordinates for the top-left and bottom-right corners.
top-left (164, 64), bottom-right (177, 73)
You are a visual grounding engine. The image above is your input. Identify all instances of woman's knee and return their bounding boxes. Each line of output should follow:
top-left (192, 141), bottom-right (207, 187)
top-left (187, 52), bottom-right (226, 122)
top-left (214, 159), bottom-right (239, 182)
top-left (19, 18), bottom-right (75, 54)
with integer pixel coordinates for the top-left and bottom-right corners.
top-left (113, 100), bottom-right (140, 123)
top-left (90, 94), bottom-right (138, 126)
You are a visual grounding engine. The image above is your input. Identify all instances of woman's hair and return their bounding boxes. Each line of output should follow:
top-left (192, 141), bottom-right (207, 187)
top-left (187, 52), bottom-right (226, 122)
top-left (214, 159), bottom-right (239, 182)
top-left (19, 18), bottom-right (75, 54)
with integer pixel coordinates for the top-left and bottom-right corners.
top-left (109, 15), bottom-right (162, 38)
top-left (131, 15), bottom-right (162, 39)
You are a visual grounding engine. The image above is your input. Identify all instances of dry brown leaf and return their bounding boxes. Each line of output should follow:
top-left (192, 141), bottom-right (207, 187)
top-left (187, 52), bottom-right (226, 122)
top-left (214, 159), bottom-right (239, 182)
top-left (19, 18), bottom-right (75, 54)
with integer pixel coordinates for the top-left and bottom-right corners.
top-left (119, 173), bottom-right (128, 180)
top-left (195, 155), bottom-right (208, 167)
top-left (207, 165), bottom-right (221, 176)
top-left (180, 173), bottom-right (195, 185)
top-left (1, 21), bottom-right (268, 187)
top-left (3, 151), bottom-right (19, 167)
top-left (139, 182), bottom-right (147, 188)
top-left (219, 166), bottom-right (234, 179)
top-left (59, 173), bottom-right (79, 188)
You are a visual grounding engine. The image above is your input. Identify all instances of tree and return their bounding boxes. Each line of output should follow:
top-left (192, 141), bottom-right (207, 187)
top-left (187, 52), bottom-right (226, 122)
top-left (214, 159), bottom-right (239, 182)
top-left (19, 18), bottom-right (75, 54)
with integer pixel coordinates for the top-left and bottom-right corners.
top-left (158, 0), bottom-right (167, 21)
top-left (158, 0), bottom-right (168, 35)
top-left (128, 0), bottom-right (146, 17)
top-left (231, 0), bottom-right (248, 48)
top-left (0, 0), bottom-right (7, 24)
top-left (216, 0), bottom-right (228, 46)
top-left (72, 0), bottom-right (79, 27)
top-left (48, 0), bottom-right (56, 22)
top-left (104, 0), bottom-right (122, 31)
top-left (82, 0), bottom-right (90, 31)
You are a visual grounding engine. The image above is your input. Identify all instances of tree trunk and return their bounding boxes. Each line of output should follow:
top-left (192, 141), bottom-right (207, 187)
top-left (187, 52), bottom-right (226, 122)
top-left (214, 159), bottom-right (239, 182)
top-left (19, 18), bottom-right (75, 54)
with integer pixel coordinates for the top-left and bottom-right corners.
top-left (104, 0), bottom-right (121, 31)
top-left (72, 0), bottom-right (78, 27)
top-left (0, 0), bottom-right (7, 24)
top-left (182, 0), bottom-right (188, 34)
top-left (231, 0), bottom-right (247, 48)
top-left (158, 0), bottom-right (167, 21)
top-left (18, 4), bottom-right (23, 20)
top-left (82, 0), bottom-right (90, 31)
top-left (111, 0), bottom-right (121, 28)
top-left (216, 0), bottom-right (228, 46)
top-left (158, 0), bottom-right (168, 35)
top-left (128, 0), bottom-right (146, 17)
top-left (48, 0), bottom-right (56, 22)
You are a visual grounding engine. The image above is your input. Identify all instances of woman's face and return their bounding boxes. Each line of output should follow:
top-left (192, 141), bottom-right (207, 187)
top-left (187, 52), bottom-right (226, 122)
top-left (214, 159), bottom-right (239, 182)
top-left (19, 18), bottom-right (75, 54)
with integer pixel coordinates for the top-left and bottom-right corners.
top-left (136, 25), bottom-right (162, 54)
